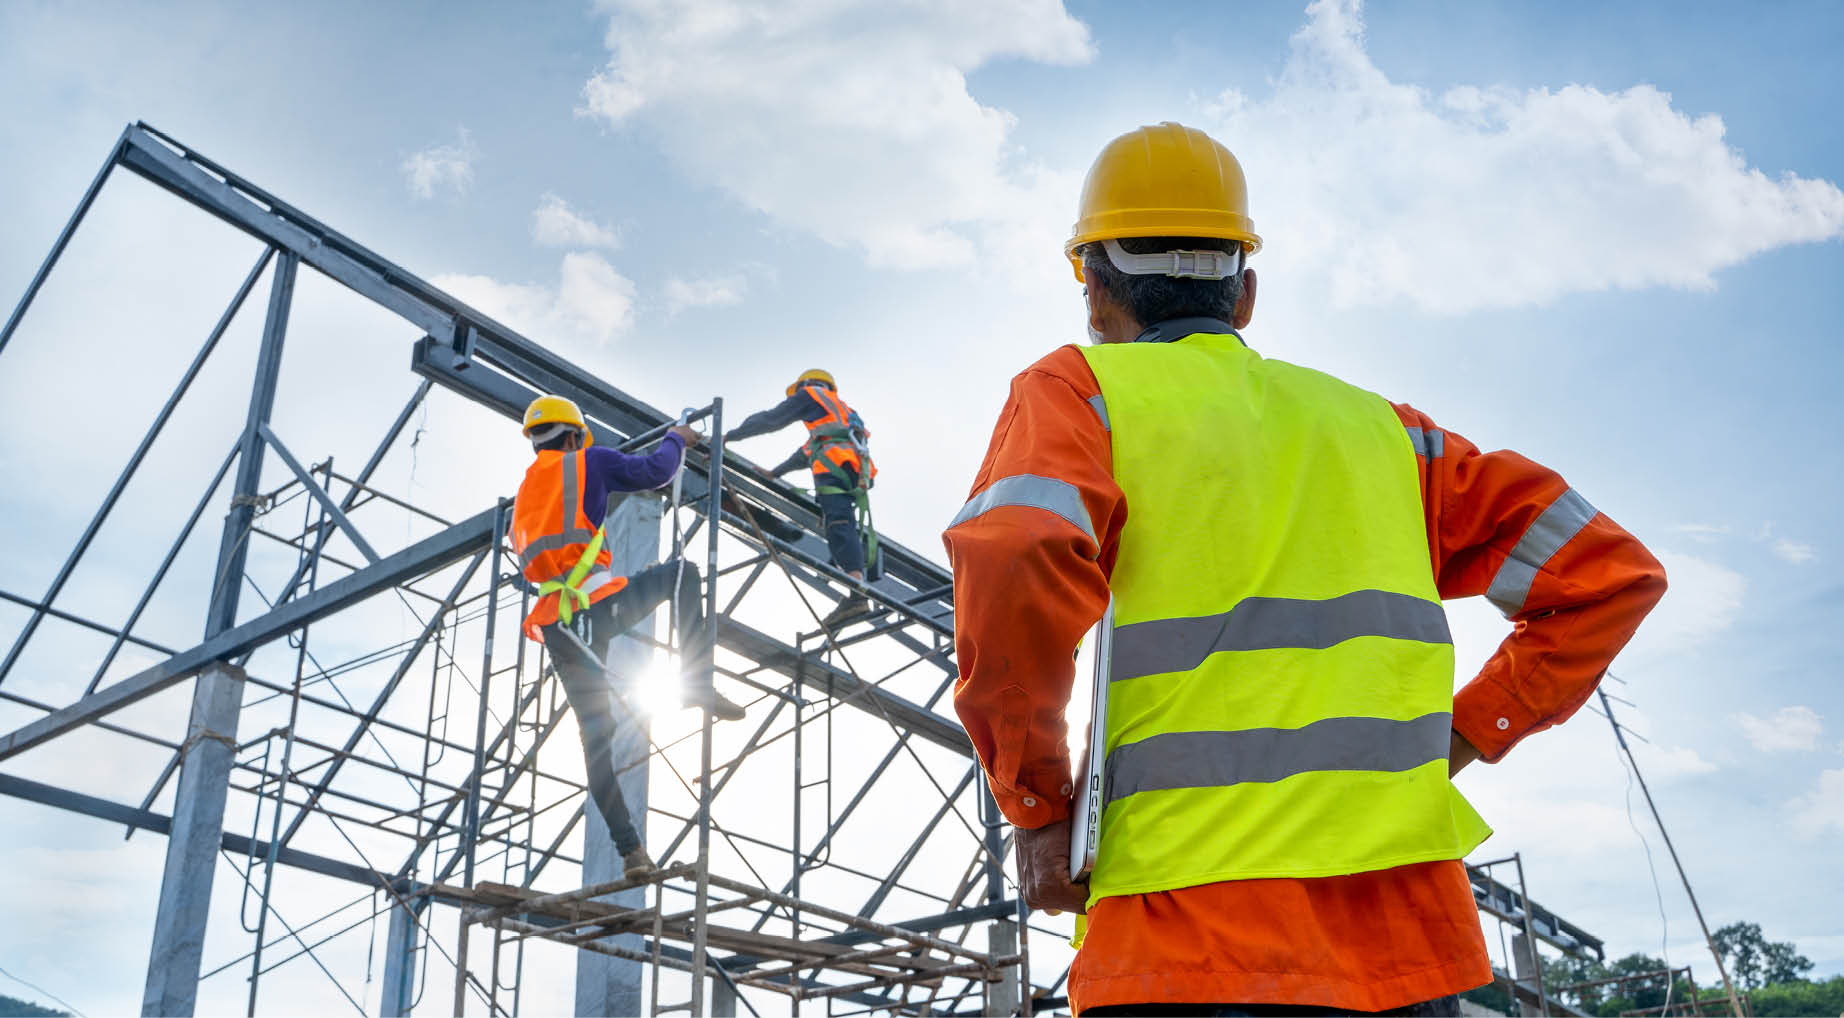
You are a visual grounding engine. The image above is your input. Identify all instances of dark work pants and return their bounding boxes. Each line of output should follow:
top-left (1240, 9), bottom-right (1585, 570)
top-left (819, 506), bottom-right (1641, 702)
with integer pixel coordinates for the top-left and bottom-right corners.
top-left (1084, 994), bottom-right (1461, 1016)
top-left (540, 559), bottom-right (708, 855)
top-left (817, 490), bottom-right (865, 574)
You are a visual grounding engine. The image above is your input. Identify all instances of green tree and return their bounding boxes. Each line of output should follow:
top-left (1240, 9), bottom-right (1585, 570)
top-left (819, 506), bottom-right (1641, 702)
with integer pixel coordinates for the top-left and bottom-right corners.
top-left (1747, 975), bottom-right (1844, 1018)
top-left (1712, 921), bottom-right (1814, 990)
top-left (0, 993), bottom-right (70, 1018)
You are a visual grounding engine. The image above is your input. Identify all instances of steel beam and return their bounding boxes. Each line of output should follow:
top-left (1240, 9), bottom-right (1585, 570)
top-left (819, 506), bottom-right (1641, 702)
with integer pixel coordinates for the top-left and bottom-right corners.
top-left (718, 618), bottom-right (970, 755)
top-left (0, 127), bottom-right (130, 357)
top-left (0, 772), bottom-right (382, 886)
top-left (0, 507), bottom-right (498, 762)
top-left (256, 422), bottom-right (380, 564)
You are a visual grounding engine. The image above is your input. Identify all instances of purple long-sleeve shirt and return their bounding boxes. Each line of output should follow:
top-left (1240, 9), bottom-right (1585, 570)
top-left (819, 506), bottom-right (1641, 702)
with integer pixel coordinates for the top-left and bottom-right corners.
top-left (580, 433), bottom-right (685, 521)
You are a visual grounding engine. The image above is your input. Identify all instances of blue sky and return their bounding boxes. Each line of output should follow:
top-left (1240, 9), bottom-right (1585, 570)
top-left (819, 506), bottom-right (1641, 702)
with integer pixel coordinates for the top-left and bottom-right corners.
top-left (2, 0), bottom-right (1841, 1013)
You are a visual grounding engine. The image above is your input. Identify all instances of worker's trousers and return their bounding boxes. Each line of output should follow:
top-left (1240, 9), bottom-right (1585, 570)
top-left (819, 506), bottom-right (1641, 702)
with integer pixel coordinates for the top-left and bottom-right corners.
top-left (816, 491), bottom-right (865, 574)
top-left (541, 559), bottom-right (710, 856)
top-left (1083, 994), bottom-right (1460, 1016)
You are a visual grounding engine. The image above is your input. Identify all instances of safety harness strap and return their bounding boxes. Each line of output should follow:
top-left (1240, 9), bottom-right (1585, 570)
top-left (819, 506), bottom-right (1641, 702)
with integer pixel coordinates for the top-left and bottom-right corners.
top-left (537, 526), bottom-right (608, 625)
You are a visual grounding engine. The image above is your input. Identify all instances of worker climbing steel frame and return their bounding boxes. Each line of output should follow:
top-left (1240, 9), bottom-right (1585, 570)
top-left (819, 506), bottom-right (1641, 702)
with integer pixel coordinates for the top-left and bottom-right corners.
top-left (0, 123), bottom-right (1617, 1017)
top-left (0, 122), bottom-right (1036, 1016)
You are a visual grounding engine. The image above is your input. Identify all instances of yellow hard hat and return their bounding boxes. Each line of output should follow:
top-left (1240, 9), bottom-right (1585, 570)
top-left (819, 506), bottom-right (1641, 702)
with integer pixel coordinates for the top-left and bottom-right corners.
top-left (1065, 122), bottom-right (1261, 282)
top-left (522, 394), bottom-right (592, 446)
top-left (787, 368), bottom-right (835, 397)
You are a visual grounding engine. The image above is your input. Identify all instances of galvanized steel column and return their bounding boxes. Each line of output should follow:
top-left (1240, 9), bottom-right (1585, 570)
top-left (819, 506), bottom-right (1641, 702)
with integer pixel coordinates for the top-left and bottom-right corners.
top-left (379, 889), bottom-right (424, 1017)
top-left (574, 492), bottom-right (661, 1018)
top-left (142, 251), bottom-right (297, 1016)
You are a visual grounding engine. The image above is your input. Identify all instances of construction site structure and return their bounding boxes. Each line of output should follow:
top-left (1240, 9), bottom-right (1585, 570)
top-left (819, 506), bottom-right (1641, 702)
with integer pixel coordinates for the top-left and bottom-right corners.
top-left (0, 123), bottom-right (1651, 1017)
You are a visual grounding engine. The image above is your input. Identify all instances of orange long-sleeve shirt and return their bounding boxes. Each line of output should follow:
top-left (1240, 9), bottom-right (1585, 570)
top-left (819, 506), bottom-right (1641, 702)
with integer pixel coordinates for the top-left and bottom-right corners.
top-left (944, 341), bottom-right (1666, 1013)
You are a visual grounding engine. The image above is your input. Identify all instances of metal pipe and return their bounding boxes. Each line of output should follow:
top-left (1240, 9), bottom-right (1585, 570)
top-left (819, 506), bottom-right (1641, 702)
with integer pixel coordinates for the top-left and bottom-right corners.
top-left (0, 127), bottom-right (128, 357)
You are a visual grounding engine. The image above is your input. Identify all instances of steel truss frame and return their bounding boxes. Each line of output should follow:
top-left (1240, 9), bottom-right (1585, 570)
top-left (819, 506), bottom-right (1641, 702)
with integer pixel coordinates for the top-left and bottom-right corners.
top-left (0, 122), bottom-right (1050, 1017)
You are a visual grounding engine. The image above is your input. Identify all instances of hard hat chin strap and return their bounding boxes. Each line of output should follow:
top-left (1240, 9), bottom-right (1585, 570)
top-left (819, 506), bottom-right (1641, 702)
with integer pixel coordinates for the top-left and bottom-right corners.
top-left (1102, 238), bottom-right (1242, 280)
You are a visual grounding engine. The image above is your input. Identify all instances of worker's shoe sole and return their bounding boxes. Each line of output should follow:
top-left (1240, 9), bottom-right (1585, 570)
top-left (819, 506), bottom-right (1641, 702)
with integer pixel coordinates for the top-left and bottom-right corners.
top-left (820, 594), bottom-right (872, 629)
top-left (622, 847), bottom-right (656, 879)
top-left (685, 687), bottom-right (747, 722)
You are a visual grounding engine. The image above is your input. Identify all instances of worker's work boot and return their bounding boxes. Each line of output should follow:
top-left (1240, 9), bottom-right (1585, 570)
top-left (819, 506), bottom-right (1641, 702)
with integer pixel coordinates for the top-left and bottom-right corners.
top-left (677, 643), bottom-right (746, 721)
top-left (821, 592), bottom-right (872, 629)
top-left (622, 846), bottom-right (656, 879)
top-left (685, 684), bottom-right (747, 721)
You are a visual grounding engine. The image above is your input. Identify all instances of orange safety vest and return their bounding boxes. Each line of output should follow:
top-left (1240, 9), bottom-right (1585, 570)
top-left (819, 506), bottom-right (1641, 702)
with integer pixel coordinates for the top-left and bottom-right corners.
top-left (798, 385), bottom-right (876, 492)
top-left (509, 449), bottom-right (628, 641)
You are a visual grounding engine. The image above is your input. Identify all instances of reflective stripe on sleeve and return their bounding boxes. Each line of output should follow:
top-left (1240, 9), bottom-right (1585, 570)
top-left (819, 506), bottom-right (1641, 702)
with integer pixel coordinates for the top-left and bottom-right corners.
top-left (1105, 712), bottom-right (1452, 805)
top-left (1087, 394), bottom-right (1111, 431)
top-left (947, 474), bottom-right (1097, 545)
top-left (1405, 426), bottom-right (1444, 458)
top-left (1485, 487), bottom-right (1597, 616)
top-left (1110, 589), bottom-right (1451, 682)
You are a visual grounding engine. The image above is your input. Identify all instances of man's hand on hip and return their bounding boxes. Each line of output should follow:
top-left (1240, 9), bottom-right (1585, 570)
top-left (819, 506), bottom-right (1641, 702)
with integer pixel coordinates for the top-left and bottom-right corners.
top-left (1014, 818), bottom-right (1089, 915)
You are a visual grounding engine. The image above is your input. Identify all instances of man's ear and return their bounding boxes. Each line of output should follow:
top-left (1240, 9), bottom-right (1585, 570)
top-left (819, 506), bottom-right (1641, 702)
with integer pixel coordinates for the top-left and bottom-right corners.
top-left (1232, 267), bottom-right (1258, 329)
top-left (1083, 276), bottom-right (1107, 338)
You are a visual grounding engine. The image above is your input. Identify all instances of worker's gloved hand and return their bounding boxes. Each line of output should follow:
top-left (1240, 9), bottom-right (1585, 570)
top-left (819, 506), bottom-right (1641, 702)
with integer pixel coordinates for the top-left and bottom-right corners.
top-left (668, 424), bottom-right (704, 447)
top-left (1014, 818), bottom-right (1089, 916)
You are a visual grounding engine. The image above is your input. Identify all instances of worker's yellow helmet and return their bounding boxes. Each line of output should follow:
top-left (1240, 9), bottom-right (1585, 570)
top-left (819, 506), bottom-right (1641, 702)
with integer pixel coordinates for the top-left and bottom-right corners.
top-left (1065, 122), bottom-right (1261, 282)
top-left (787, 368), bottom-right (835, 398)
top-left (522, 394), bottom-right (592, 446)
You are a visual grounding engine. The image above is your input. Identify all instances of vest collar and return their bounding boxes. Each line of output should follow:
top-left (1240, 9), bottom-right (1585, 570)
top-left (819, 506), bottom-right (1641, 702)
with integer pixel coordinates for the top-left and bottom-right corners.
top-left (1133, 316), bottom-right (1242, 345)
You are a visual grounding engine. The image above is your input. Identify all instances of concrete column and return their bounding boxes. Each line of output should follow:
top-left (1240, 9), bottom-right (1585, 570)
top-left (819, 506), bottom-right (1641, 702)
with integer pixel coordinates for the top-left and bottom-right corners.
top-left (710, 975), bottom-right (737, 1017)
top-left (1513, 932), bottom-right (1543, 1017)
top-left (379, 890), bottom-right (424, 1017)
top-left (143, 251), bottom-right (296, 1017)
top-left (575, 493), bottom-right (662, 1018)
top-left (987, 919), bottom-right (1020, 1016)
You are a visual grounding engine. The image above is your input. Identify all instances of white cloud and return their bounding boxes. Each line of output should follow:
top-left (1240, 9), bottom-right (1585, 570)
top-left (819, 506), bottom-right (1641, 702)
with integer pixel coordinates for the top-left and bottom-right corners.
top-left (1635, 742), bottom-right (1718, 779)
top-left (577, 0), bottom-right (1094, 269)
top-left (1198, 0), bottom-right (1844, 314)
top-left (1771, 537), bottom-right (1817, 564)
top-left (531, 192), bottom-right (620, 248)
top-left (434, 251), bottom-right (636, 347)
top-left (400, 127), bottom-right (478, 199)
top-left (1789, 767), bottom-right (1844, 836)
top-left (1738, 705), bottom-right (1825, 753)
top-left (1621, 550), bottom-right (1745, 657)
top-left (664, 274), bottom-right (747, 315)
top-left (1670, 523), bottom-right (1731, 543)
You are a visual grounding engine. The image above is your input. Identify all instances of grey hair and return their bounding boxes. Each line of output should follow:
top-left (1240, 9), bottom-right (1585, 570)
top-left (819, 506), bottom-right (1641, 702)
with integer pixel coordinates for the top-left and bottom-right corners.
top-left (1079, 236), bottom-right (1245, 328)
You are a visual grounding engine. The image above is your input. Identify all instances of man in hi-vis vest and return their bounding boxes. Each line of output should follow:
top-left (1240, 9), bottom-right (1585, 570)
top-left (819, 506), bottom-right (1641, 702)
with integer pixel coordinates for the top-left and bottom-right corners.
top-left (510, 395), bottom-right (746, 878)
top-left (944, 123), bottom-right (1666, 1015)
top-left (727, 369), bottom-right (879, 628)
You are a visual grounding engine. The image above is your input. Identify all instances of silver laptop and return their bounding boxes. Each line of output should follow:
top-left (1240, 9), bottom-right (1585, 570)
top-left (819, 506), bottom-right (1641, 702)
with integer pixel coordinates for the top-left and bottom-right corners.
top-left (1069, 597), bottom-right (1114, 881)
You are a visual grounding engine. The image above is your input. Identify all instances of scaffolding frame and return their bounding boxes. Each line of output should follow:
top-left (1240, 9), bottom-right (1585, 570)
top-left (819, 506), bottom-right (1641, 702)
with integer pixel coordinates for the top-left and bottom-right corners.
top-left (0, 122), bottom-right (1045, 1016)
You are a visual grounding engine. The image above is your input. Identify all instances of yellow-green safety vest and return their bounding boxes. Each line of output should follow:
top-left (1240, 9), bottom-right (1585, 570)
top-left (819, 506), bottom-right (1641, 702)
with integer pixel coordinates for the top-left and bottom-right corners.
top-left (1078, 331), bottom-right (1490, 905)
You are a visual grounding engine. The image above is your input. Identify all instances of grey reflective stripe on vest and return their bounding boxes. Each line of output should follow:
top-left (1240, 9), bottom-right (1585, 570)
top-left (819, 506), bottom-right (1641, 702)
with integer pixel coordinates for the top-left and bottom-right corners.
top-left (1110, 589), bottom-right (1451, 682)
top-left (1405, 426), bottom-right (1444, 458)
top-left (1485, 487), bottom-right (1597, 616)
top-left (1087, 394), bottom-right (1110, 431)
top-left (1105, 711), bottom-right (1452, 805)
top-left (947, 474), bottom-right (1096, 545)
